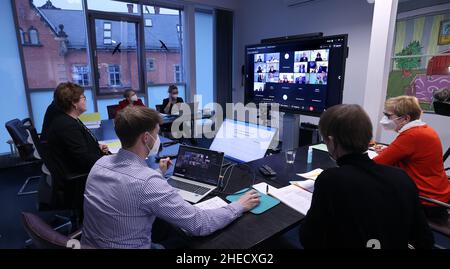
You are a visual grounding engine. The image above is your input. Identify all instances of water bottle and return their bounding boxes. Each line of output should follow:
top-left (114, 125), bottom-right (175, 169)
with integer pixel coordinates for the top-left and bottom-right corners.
top-left (307, 146), bottom-right (313, 164)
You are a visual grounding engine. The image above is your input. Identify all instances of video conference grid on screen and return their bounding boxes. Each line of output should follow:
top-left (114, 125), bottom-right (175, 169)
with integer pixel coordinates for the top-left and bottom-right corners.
top-left (246, 35), bottom-right (347, 115)
top-left (174, 147), bottom-right (222, 185)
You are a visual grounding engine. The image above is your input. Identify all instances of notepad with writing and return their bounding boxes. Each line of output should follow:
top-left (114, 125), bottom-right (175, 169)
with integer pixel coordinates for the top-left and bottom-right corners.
top-left (226, 188), bottom-right (280, 214)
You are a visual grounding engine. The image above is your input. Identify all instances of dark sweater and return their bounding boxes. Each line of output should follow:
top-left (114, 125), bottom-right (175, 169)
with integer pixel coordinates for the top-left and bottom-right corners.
top-left (299, 153), bottom-right (434, 249)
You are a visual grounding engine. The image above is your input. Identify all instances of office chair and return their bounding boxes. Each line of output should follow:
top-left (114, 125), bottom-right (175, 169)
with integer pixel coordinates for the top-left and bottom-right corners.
top-left (106, 105), bottom-right (119, 120)
top-left (5, 118), bottom-right (41, 196)
top-left (28, 125), bottom-right (87, 228)
top-left (155, 104), bottom-right (164, 113)
top-left (419, 196), bottom-right (450, 248)
top-left (21, 212), bottom-right (86, 249)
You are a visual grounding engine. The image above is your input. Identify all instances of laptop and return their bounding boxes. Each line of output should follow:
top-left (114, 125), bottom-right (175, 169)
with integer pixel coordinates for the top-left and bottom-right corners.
top-left (167, 145), bottom-right (224, 203)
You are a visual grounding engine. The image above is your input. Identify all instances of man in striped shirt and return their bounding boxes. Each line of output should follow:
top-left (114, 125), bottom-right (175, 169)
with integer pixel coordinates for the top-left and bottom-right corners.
top-left (81, 106), bottom-right (260, 249)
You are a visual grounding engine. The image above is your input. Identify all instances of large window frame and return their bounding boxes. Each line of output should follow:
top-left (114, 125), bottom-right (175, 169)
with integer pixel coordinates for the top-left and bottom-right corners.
top-left (11, 0), bottom-right (204, 123)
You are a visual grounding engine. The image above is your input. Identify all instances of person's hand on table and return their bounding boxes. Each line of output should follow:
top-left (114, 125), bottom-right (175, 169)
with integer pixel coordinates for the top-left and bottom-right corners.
top-left (237, 189), bottom-right (260, 212)
top-left (373, 144), bottom-right (387, 154)
top-left (159, 157), bottom-right (173, 175)
top-left (99, 144), bottom-right (109, 154)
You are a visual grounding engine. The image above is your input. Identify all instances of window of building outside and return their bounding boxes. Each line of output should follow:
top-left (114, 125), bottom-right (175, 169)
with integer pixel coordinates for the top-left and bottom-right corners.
top-left (108, 64), bottom-right (121, 86)
top-left (29, 27), bottom-right (39, 45)
top-left (73, 65), bottom-right (90, 86)
top-left (104, 22), bottom-right (112, 45)
top-left (147, 58), bottom-right (156, 71)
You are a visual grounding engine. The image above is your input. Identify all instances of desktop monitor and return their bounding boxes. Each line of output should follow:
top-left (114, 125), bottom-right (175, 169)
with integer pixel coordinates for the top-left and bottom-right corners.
top-left (245, 34), bottom-right (348, 116)
top-left (209, 119), bottom-right (277, 163)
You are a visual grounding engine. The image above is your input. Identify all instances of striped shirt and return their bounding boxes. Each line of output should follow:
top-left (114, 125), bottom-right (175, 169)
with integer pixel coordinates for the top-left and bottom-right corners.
top-left (81, 148), bottom-right (244, 249)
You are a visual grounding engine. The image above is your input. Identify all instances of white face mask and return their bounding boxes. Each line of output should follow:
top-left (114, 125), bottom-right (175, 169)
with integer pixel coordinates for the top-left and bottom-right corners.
top-left (130, 95), bottom-right (138, 102)
top-left (146, 133), bottom-right (160, 158)
top-left (171, 94), bottom-right (178, 100)
top-left (380, 116), bottom-right (399, 131)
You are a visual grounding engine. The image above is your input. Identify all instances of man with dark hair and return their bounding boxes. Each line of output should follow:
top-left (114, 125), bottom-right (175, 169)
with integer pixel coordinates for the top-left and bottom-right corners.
top-left (82, 106), bottom-right (260, 249)
top-left (299, 104), bottom-right (434, 249)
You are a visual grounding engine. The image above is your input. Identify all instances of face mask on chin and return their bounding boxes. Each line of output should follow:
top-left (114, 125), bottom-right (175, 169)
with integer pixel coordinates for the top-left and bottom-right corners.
top-left (145, 132), bottom-right (160, 158)
top-left (130, 95), bottom-right (138, 102)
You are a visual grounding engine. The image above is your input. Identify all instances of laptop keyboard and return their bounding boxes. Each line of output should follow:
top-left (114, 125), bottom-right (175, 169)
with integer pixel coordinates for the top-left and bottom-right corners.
top-left (168, 178), bottom-right (211, 195)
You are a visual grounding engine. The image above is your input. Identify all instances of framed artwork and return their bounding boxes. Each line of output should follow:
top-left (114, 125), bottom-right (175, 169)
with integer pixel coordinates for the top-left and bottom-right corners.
top-left (438, 19), bottom-right (450, 45)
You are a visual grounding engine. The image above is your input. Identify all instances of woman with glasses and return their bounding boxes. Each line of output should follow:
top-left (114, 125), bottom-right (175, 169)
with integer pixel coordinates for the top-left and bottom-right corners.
top-left (48, 82), bottom-right (109, 176)
top-left (117, 89), bottom-right (145, 112)
top-left (374, 96), bottom-right (450, 223)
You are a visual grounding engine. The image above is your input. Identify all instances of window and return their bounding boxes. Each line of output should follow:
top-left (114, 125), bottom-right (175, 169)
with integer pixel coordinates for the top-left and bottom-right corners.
top-left (103, 22), bottom-right (112, 45)
top-left (29, 27), bottom-right (39, 45)
top-left (19, 28), bottom-right (25, 44)
top-left (145, 19), bottom-right (153, 27)
top-left (108, 65), bottom-right (121, 86)
top-left (144, 5), bottom-right (184, 86)
top-left (174, 64), bottom-right (182, 83)
top-left (146, 58), bottom-right (155, 71)
top-left (72, 65), bottom-right (90, 86)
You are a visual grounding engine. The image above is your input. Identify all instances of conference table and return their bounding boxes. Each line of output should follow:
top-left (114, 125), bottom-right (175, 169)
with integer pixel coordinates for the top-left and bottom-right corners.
top-left (91, 119), bottom-right (336, 249)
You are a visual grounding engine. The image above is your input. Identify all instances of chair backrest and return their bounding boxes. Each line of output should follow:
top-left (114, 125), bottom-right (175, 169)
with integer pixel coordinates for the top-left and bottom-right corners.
top-left (107, 105), bottom-right (119, 120)
top-left (5, 118), bottom-right (35, 161)
top-left (21, 212), bottom-right (70, 249)
top-left (155, 104), bottom-right (163, 113)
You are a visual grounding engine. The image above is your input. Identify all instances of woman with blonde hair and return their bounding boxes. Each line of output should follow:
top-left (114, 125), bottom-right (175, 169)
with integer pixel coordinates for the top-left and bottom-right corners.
top-left (374, 96), bottom-right (450, 222)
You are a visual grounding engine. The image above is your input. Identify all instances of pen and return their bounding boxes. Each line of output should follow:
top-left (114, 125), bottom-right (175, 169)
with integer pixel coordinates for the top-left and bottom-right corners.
top-left (266, 185), bottom-right (269, 195)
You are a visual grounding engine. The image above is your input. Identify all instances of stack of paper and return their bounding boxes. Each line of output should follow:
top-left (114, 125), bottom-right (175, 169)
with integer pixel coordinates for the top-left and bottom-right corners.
top-left (194, 196), bottom-right (228, 210)
top-left (310, 143), bottom-right (328, 152)
top-left (269, 185), bottom-right (313, 215)
top-left (99, 139), bottom-right (122, 154)
top-left (79, 112), bottom-right (101, 129)
top-left (297, 168), bottom-right (324, 180)
top-left (290, 180), bottom-right (315, 192)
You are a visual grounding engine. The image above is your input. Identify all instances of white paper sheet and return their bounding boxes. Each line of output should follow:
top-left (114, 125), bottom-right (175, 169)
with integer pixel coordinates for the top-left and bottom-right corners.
top-left (194, 196), bottom-right (228, 210)
top-left (297, 168), bottom-right (324, 180)
top-left (270, 185), bottom-right (313, 215)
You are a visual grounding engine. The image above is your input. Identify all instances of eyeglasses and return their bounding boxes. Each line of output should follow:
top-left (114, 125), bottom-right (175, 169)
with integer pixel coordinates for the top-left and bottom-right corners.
top-left (80, 95), bottom-right (86, 100)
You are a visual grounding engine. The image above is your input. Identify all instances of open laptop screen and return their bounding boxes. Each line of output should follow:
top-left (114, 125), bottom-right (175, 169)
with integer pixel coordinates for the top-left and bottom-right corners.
top-left (173, 145), bottom-right (224, 185)
top-left (210, 119), bottom-right (277, 163)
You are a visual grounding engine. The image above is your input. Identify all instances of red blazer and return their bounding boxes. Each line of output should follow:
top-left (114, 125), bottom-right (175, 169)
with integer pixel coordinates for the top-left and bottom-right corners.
top-left (116, 99), bottom-right (145, 112)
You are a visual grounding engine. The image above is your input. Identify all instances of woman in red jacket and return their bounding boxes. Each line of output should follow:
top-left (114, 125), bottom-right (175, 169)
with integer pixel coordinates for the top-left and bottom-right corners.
top-left (374, 96), bottom-right (450, 222)
top-left (117, 89), bottom-right (145, 112)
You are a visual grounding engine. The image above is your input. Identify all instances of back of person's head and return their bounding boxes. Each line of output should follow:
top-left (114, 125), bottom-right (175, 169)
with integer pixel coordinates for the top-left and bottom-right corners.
top-left (168, 84), bottom-right (178, 93)
top-left (385, 96), bottom-right (422, 121)
top-left (114, 106), bottom-right (162, 148)
top-left (123, 89), bottom-right (135, 99)
top-left (319, 104), bottom-right (373, 154)
top-left (54, 82), bottom-right (84, 113)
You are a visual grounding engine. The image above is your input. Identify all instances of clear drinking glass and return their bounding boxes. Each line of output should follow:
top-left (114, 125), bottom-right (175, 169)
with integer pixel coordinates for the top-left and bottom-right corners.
top-left (285, 150), bottom-right (296, 164)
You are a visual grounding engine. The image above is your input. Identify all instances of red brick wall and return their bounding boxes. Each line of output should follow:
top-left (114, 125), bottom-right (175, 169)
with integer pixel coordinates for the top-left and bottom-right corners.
top-left (15, 0), bottom-right (182, 93)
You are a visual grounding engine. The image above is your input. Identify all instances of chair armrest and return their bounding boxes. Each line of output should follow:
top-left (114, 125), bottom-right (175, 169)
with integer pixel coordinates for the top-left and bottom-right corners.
top-left (419, 196), bottom-right (450, 209)
top-left (66, 173), bottom-right (88, 181)
top-left (69, 229), bottom-right (82, 240)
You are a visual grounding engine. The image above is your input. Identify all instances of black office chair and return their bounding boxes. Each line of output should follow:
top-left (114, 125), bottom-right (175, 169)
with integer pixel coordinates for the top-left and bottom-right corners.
top-left (5, 118), bottom-right (41, 196)
top-left (107, 104), bottom-right (119, 120)
top-left (21, 212), bottom-right (87, 249)
top-left (28, 125), bottom-right (87, 227)
top-left (156, 104), bottom-right (164, 113)
top-left (419, 196), bottom-right (450, 249)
